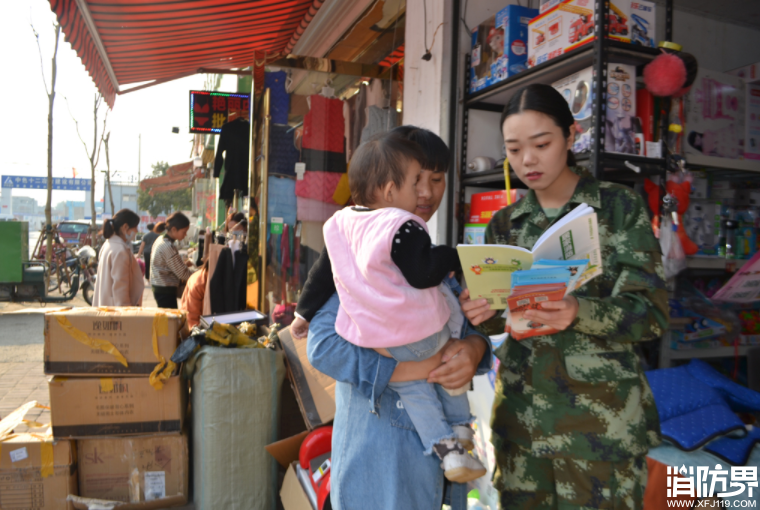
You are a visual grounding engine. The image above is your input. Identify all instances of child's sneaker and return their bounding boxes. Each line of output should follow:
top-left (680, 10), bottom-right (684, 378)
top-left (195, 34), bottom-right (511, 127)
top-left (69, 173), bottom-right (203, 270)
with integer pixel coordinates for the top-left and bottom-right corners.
top-left (453, 425), bottom-right (475, 451)
top-left (434, 439), bottom-right (487, 483)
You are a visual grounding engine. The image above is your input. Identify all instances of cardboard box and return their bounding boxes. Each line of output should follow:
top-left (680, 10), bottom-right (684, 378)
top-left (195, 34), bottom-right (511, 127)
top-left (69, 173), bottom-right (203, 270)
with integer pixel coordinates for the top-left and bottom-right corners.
top-left (49, 376), bottom-right (186, 438)
top-left (685, 69), bottom-right (746, 160)
top-left (45, 308), bottom-right (184, 376)
top-left (77, 434), bottom-right (188, 506)
top-left (278, 327), bottom-right (335, 431)
top-left (553, 62), bottom-right (637, 155)
top-left (470, 5), bottom-right (538, 93)
top-left (468, 189), bottom-right (528, 224)
top-left (0, 435), bottom-right (77, 510)
top-left (528, 0), bottom-right (630, 68)
top-left (267, 432), bottom-right (313, 510)
top-left (629, 0), bottom-right (655, 47)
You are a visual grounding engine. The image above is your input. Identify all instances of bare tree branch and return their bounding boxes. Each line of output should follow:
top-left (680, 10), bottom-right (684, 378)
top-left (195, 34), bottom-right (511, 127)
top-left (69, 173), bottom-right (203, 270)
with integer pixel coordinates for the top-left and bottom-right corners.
top-left (30, 18), bottom-right (50, 94)
top-left (65, 96), bottom-right (90, 154)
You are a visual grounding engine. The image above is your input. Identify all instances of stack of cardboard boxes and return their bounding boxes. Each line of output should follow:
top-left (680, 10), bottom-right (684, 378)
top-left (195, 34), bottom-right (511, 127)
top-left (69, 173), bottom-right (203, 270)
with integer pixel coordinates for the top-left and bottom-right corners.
top-left (44, 307), bottom-right (189, 509)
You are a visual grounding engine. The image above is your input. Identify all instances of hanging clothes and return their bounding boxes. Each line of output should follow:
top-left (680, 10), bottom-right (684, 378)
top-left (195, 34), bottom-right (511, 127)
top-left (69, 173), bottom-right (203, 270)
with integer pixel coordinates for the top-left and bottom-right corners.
top-left (349, 85), bottom-right (367, 157)
top-left (214, 118), bottom-right (251, 201)
top-left (268, 176), bottom-right (297, 226)
top-left (232, 246), bottom-right (248, 312)
top-left (265, 71), bottom-right (290, 125)
top-left (297, 94), bottom-right (346, 203)
top-left (203, 244), bottom-right (224, 315)
top-left (269, 125), bottom-right (300, 177)
top-left (209, 247), bottom-right (235, 314)
top-left (360, 105), bottom-right (399, 144)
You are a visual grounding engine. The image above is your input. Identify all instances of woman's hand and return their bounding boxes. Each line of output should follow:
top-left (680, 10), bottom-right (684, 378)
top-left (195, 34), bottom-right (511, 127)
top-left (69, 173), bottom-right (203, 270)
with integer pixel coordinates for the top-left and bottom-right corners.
top-left (459, 288), bottom-right (497, 326)
top-left (427, 335), bottom-right (487, 390)
top-left (523, 296), bottom-right (579, 331)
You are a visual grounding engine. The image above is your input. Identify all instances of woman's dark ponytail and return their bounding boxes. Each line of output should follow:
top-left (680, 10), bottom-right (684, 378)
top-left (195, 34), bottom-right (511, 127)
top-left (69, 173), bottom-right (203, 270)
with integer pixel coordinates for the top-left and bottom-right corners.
top-left (501, 84), bottom-right (577, 167)
top-left (102, 209), bottom-right (140, 239)
top-left (102, 219), bottom-right (116, 239)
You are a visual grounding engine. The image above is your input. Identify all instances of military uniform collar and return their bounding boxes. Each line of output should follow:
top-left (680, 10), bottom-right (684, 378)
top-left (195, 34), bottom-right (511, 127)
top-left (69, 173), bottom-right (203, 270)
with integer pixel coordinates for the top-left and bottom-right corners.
top-left (509, 167), bottom-right (601, 222)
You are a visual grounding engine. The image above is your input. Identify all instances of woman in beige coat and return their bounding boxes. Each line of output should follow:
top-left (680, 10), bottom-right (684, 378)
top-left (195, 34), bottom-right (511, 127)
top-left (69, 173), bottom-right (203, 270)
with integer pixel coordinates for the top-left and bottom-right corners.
top-left (92, 209), bottom-right (144, 307)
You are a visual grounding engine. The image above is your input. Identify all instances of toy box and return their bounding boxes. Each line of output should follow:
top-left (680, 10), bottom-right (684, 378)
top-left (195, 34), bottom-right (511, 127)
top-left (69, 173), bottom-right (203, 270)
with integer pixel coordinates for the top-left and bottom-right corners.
top-left (552, 62), bottom-right (636, 154)
top-left (684, 201), bottom-right (723, 256)
top-left (684, 69), bottom-right (746, 160)
top-left (728, 62), bottom-right (760, 84)
top-left (470, 5), bottom-right (538, 93)
top-left (629, 0), bottom-right (655, 47)
top-left (528, 0), bottom-right (630, 68)
top-left (727, 66), bottom-right (760, 161)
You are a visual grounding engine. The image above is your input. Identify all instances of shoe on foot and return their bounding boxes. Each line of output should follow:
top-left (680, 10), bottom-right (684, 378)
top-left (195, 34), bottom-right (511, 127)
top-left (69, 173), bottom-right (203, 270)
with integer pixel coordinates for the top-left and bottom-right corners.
top-left (453, 425), bottom-right (475, 451)
top-left (434, 439), bottom-right (487, 483)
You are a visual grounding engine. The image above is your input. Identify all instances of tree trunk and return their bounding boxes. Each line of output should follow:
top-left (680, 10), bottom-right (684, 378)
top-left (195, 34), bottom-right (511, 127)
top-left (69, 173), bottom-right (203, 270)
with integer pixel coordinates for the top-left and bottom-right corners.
top-left (105, 133), bottom-right (114, 215)
top-left (45, 24), bottom-right (61, 288)
top-left (90, 95), bottom-right (98, 237)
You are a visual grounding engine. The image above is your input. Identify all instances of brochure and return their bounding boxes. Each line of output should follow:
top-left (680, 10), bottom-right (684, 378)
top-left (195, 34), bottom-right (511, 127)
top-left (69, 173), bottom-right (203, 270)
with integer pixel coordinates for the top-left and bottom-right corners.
top-left (711, 251), bottom-right (760, 303)
top-left (457, 203), bottom-right (603, 310)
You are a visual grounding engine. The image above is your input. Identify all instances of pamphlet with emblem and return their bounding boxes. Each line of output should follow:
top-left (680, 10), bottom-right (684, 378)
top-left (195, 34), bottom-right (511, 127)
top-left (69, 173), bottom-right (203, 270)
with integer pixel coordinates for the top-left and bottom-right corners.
top-left (456, 203), bottom-right (602, 312)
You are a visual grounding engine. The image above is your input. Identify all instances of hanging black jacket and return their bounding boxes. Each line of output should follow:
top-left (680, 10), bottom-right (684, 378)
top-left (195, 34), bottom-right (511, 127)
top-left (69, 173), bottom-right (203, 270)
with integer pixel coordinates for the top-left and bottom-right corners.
top-left (214, 118), bottom-right (250, 200)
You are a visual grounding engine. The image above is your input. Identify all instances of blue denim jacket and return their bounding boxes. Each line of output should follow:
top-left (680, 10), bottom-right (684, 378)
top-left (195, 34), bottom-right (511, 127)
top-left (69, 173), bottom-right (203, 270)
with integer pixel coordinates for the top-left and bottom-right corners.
top-left (307, 285), bottom-right (493, 510)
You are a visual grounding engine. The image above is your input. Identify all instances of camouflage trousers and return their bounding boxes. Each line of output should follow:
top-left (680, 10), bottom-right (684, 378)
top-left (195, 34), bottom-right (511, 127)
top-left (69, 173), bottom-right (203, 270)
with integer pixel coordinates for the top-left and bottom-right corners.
top-left (497, 441), bottom-right (647, 510)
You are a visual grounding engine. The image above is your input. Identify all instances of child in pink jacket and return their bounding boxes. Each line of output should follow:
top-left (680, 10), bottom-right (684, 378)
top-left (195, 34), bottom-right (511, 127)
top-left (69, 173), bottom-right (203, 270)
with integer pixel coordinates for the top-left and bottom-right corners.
top-left (291, 134), bottom-right (486, 483)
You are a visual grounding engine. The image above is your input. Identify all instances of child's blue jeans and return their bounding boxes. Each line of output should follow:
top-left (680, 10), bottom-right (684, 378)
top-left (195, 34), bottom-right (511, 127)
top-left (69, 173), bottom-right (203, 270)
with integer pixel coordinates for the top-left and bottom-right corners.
top-left (387, 324), bottom-right (472, 455)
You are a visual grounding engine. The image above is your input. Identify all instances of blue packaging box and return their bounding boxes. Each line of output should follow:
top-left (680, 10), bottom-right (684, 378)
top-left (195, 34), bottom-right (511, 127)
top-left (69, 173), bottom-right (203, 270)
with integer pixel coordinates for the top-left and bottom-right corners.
top-left (470, 5), bottom-right (538, 93)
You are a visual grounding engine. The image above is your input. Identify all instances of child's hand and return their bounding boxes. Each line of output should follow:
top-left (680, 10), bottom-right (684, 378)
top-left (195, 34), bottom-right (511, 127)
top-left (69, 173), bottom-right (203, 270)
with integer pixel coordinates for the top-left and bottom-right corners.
top-left (291, 317), bottom-right (310, 339)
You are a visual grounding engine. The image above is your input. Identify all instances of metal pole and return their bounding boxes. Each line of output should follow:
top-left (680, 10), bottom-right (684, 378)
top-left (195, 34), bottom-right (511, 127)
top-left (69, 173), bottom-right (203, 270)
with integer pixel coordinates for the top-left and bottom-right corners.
top-left (590, 0), bottom-right (610, 179)
top-left (665, 0), bottom-right (673, 41)
top-left (446, 0), bottom-right (461, 247)
top-left (258, 89), bottom-right (271, 313)
top-left (138, 134), bottom-right (141, 182)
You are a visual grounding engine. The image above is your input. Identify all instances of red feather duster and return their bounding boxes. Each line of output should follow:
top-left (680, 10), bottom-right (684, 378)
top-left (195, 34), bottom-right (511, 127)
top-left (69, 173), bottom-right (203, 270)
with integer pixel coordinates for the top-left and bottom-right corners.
top-left (643, 52), bottom-right (687, 97)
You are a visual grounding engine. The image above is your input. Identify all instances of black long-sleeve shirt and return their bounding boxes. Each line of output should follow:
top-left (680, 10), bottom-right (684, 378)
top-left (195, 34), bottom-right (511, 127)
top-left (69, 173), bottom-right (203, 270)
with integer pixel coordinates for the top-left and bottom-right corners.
top-left (295, 219), bottom-right (461, 322)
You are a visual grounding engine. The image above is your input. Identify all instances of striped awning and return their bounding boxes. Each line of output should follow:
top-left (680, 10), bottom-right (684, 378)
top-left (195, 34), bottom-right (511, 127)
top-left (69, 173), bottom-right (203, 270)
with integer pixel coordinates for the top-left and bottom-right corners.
top-left (48, 0), bottom-right (323, 108)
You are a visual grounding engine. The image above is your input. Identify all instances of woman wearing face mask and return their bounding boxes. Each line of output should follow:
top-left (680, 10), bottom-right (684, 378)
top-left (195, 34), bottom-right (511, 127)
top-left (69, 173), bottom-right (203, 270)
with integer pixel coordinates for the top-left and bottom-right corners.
top-left (460, 84), bottom-right (668, 509)
top-left (92, 209), bottom-right (144, 307)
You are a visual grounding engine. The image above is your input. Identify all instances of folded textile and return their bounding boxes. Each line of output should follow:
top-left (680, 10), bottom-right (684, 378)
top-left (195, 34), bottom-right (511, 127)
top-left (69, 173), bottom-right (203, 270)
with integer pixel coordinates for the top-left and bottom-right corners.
top-left (265, 71), bottom-right (290, 124)
top-left (270, 125), bottom-right (300, 177)
top-left (296, 197), bottom-right (341, 223)
top-left (268, 176), bottom-right (297, 226)
top-left (295, 171), bottom-right (343, 204)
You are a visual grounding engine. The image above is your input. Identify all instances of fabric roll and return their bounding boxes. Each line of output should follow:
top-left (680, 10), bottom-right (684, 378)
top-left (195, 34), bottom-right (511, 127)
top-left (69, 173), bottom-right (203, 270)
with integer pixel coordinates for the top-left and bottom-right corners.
top-left (295, 171), bottom-right (343, 204)
top-left (296, 197), bottom-right (341, 223)
top-left (268, 176), bottom-right (297, 225)
top-left (303, 94), bottom-right (345, 153)
top-left (269, 125), bottom-right (300, 177)
top-left (265, 71), bottom-right (290, 124)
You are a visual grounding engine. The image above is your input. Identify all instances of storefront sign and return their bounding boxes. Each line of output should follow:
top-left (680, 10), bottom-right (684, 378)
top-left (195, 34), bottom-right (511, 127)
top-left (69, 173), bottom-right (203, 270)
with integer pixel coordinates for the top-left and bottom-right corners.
top-left (2, 175), bottom-right (91, 191)
top-left (189, 91), bottom-right (251, 134)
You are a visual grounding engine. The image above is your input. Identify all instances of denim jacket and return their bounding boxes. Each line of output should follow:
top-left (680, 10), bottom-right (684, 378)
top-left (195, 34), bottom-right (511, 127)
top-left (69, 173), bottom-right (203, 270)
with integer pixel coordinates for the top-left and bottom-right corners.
top-left (307, 283), bottom-right (493, 510)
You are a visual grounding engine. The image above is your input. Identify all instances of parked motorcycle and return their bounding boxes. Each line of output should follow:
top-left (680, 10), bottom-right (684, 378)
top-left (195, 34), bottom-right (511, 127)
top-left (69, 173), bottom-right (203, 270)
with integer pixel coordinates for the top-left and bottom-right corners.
top-left (76, 246), bottom-right (98, 306)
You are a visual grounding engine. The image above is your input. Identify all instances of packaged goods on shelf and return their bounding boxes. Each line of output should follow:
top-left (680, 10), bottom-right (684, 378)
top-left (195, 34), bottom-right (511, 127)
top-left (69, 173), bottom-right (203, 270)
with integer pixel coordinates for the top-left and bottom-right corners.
top-left (0, 435), bottom-right (77, 510)
top-left (636, 88), bottom-right (656, 152)
top-left (689, 174), bottom-right (709, 199)
top-left (552, 63), bottom-right (637, 155)
top-left (190, 346), bottom-right (285, 510)
top-left (49, 376), bottom-right (186, 438)
top-left (728, 62), bottom-right (760, 84)
top-left (44, 308), bottom-right (184, 376)
top-left (726, 66), bottom-right (760, 161)
top-left (528, 0), bottom-right (633, 68)
top-left (470, 5), bottom-right (538, 93)
top-left (464, 189), bottom-right (528, 245)
top-left (684, 69), bottom-right (746, 161)
top-left (77, 434), bottom-right (189, 506)
top-left (684, 201), bottom-right (722, 256)
top-left (628, 0), bottom-right (655, 47)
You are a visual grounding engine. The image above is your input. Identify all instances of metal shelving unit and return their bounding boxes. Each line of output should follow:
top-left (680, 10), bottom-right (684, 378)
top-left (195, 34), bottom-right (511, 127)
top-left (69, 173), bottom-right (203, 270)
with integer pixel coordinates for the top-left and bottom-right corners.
top-left (456, 1), bottom-right (675, 239)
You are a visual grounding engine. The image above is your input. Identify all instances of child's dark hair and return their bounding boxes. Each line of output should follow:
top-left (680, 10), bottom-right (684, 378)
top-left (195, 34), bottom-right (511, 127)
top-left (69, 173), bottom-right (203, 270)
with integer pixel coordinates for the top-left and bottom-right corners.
top-left (501, 84), bottom-right (577, 166)
top-left (389, 126), bottom-right (451, 174)
top-left (349, 133), bottom-right (426, 206)
top-left (165, 211), bottom-right (190, 231)
top-left (102, 209), bottom-right (140, 239)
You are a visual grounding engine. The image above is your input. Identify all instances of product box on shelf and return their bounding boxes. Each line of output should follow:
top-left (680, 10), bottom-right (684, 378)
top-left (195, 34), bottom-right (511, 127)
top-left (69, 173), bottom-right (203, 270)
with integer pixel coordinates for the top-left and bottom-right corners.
top-left (44, 308), bottom-right (185, 376)
top-left (464, 189), bottom-right (528, 245)
top-left (470, 5), bottom-right (538, 93)
top-left (552, 63), bottom-right (637, 155)
top-left (728, 62), bottom-right (760, 84)
top-left (49, 375), bottom-right (186, 438)
top-left (0, 436), bottom-right (77, 510)
top-left (727, 66), bottom-right (760, 161)
top-left (689, 174), bottom-right (709, 200)
top-left (684, 201), bottom-right (722, 256)
top-left (684, 69), bottom-right (746, 161)
top-left (77, 434), bottom-right (189, 507)
top-left (629, 0), bottom-right (655, 47)
top-left (528, 0), bottom-right (631, 68)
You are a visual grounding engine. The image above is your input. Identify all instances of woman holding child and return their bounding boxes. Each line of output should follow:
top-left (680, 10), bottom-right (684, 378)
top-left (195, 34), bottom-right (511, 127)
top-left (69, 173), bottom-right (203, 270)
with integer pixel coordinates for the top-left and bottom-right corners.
top-left (461, 84), bottom-right (669, 509)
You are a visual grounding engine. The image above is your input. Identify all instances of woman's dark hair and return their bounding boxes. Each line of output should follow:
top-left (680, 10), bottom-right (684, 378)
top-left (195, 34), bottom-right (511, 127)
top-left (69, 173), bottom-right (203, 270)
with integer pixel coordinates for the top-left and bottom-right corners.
top-left (389, 125), bottom-right (451, 174)
top-left (349, 132), bottom-right (426, 206)
top-left (154, 222), bottom-right (166, 234)
top-left (231, 212), bottom-right (246, 224)
top-left (102, 209), bottom-right (140, 239)
top-left (500, 84), bottom-right (577, 166)
top-left (146, 222), bottom-right (155, 232)
top-left (165, 212), bottom-right (190, 232)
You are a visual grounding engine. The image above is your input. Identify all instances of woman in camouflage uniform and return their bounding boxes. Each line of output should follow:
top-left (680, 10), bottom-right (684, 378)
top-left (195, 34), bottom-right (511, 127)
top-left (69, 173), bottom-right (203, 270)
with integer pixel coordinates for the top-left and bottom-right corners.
top-left (461, 84), bottom-right (669, 509)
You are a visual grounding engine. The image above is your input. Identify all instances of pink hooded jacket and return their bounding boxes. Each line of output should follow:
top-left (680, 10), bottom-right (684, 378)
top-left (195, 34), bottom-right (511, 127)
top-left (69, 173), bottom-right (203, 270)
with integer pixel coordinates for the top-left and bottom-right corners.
top-left (324, 207), bottom-right (451, 348)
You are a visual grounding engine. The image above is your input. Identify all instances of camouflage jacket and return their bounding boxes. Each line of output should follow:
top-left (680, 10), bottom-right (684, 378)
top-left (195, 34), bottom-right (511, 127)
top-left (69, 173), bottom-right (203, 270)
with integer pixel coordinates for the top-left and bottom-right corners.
top-left (482, 169), bottom-right (668, 463)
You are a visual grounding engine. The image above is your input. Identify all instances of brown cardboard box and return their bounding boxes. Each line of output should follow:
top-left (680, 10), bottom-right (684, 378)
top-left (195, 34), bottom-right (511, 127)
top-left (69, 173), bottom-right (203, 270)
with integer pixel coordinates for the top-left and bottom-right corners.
top-left (266, 432), bottom-right (314, 510)
top-left (77, 434), bottom-right (188, 505)
top-left (45, 308), bottom-right (184, 376)
top-left (49, 376), bottom-right (186, 438)
top-left (0, 435), bottom-right (77, 510)
top-left (278, 327), bottom-right (335, 430)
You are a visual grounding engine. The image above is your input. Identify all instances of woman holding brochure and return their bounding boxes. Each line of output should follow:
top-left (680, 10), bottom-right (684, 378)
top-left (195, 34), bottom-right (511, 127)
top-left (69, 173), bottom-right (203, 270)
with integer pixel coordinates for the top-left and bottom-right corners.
top-left (461, 84), bottom-right (669, 510)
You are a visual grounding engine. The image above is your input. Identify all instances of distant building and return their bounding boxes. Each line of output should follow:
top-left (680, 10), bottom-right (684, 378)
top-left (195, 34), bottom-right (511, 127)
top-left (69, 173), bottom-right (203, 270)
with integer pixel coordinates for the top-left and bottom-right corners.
top-left (103, 182), bottom-right (139, 216)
